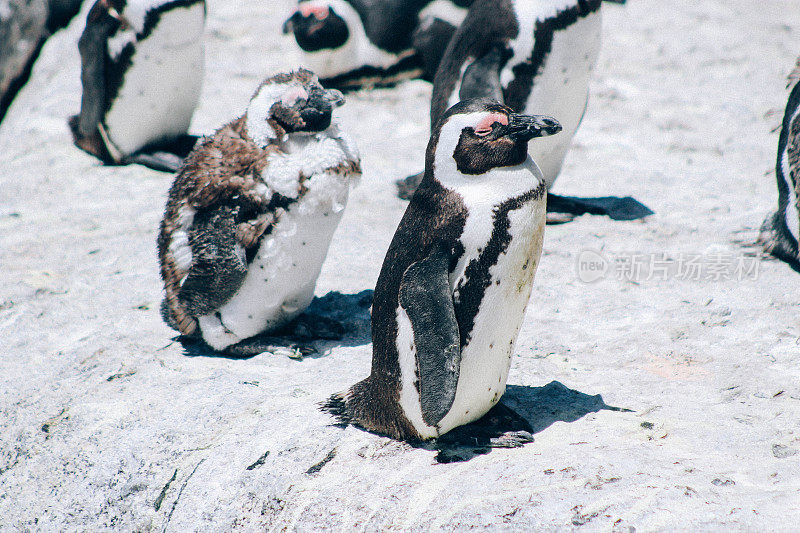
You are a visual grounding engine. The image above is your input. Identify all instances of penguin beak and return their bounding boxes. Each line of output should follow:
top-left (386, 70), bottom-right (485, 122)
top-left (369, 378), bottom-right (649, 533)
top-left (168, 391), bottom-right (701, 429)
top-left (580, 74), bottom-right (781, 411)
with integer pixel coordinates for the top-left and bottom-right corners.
top-left (324, 89), bottom-right (345, 108)
top-left (506, 113), bottom-right (561, 142)
top-left (283, 12), bottom-right (299, 34)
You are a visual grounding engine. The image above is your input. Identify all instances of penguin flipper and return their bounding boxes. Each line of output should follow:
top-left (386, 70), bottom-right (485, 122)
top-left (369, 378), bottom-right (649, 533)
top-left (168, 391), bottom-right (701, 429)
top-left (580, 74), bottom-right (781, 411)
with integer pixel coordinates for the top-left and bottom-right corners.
top-left (75, 3), bottom-right (120, 143)
top-left (177, 204), bottom-right (249, 317)
top-left (399, 242), bottom-right (461, 428)
top-left (459, 45), bottom-right (511, 103)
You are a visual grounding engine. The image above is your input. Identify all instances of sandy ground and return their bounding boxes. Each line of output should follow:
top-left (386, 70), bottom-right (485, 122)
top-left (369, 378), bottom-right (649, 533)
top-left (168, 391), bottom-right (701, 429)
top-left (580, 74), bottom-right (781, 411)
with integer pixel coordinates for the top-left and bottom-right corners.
top-left (1, 0), bottom-right (799, 531)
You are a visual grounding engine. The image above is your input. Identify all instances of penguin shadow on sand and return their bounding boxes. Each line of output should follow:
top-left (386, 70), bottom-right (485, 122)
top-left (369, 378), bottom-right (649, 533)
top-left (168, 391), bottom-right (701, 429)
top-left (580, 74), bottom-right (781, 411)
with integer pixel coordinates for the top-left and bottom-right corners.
top-left (179, 290), bottom-right (373, 360)
top-left (425, 381), bottom-right (631, 464)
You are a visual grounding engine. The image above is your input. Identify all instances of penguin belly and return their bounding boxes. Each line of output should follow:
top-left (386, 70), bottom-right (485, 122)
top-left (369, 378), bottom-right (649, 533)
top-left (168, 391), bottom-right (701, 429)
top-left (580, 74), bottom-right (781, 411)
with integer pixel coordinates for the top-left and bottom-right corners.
top-left (104, 3), bottom-right (205, 156)
top-left (197, 205), bottom-right (345, 351)
top-left (505, 10), bottom-right (601, 189)
top-left (436, 197), bottom-right (546, 435)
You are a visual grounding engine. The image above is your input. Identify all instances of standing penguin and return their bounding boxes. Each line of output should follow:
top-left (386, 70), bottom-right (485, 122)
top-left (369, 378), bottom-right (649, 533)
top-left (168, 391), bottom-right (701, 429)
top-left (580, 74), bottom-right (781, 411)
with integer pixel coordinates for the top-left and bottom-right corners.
top-left (282, 0), bottom-right (472, 91)
top-left (158, 69), bottom-right (361, 355)
top-left (70, 0), bottom-right (206, 172)
top-left (759, 59), bottom-right (800, 273)
top-left (396, 0), bottom-right (650, 221)
top-left (325, 99), bottom-right (560, 441)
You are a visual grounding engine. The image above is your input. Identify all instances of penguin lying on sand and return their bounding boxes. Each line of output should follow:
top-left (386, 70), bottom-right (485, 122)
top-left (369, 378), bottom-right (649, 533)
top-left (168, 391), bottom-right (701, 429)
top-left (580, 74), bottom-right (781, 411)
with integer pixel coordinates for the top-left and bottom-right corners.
top-left (158, 69), bottom-right (361, 356)
top-left (325, 98), bottom-right (560, 442)
top-left (395, 0), bottom-right (651, 222)
top-left (71, 0), bottom-right (205, 172)
top-left (283, 0), bottom-right (472, 91)
top-left (759, 58), bottom-right (800, 273)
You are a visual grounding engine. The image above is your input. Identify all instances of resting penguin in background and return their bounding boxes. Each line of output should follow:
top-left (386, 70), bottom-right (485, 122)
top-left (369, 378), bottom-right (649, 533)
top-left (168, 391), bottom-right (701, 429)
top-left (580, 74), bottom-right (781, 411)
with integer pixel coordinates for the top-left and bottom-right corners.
top-left (70, 0), bottom-right (205, 172)
top-left (158, 70), bottom-right (361, 356)
top-left (758, 59), bottom-right (800, 273)
top-left (283, 0), bottom-right (472, 91)
top-left (324, 98), bottom-right (560, 442)
top-left (396, 0), bottom-right (652, 222)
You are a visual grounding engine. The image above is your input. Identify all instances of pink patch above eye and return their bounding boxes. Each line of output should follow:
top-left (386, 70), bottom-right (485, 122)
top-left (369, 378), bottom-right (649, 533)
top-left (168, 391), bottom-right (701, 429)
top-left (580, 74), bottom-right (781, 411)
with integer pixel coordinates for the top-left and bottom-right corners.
top-left (299, 3), bottom-right (329, 19)
top-left (474, 113), bottom-right (508, 136)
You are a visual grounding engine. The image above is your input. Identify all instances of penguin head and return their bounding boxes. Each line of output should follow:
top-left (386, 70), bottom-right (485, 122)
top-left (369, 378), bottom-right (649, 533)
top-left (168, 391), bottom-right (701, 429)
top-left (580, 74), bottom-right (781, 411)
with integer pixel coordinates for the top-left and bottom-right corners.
top-left (283, 1), bottom-right (350, 52)
top-left (246, 69), bottom-right (345, 147)
top-left (427, 98), bottom-right (561, 179)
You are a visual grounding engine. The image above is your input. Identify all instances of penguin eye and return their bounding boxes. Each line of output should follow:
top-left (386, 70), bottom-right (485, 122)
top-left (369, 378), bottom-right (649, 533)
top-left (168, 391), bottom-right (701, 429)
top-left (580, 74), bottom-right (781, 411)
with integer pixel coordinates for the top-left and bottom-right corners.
top-left (474, 126), bottom-right (493, 137)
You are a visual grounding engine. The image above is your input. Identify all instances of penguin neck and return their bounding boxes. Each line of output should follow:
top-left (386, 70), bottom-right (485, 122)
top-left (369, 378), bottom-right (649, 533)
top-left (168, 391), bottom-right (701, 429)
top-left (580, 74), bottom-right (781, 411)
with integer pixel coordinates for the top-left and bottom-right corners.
top-left (432, 154), bottom-right (545, 209)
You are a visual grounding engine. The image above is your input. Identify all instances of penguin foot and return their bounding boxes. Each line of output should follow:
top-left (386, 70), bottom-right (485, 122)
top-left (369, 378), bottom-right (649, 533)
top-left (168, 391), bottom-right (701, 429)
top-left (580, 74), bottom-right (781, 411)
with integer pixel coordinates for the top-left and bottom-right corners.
top-left (69, 117), bottom-right (115, 163)
top-left (180, 291), bottom-right (374, 359)
top-left (125, 133), bottom-right (201, 172)
top-left (545, 212), bottom-right (577, 225)
top-left (433, 402), bottom-right (534, 463)
top-left (488, 430), bottom-right (535, 448)
top-left (125, 151), bottom-right (185, 173)
top-left (122, 135), bottom-right (200, 172)
top-left (218, 314), bottom-right (348, 358)
top-left (178, 332), bottom-right (317, 359)
top-left (395, 172), bottom-right (423, 200)
top-left (547, 193), bottom-right (654, 221)
top-left (223, 337), bottom-right (318, 359)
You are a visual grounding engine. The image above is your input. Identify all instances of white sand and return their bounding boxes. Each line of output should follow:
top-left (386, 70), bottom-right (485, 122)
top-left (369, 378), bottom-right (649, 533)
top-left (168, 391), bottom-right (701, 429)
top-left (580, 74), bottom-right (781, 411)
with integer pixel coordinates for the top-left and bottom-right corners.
top-left (1, 0), bottom-right (799, 530)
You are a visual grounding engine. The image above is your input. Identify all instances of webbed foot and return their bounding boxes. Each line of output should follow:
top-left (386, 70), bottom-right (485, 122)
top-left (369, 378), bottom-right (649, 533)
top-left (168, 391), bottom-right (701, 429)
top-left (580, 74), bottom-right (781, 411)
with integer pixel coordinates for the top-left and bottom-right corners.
top-left (433, 402), bottom-right (534, 463)
top-left (223, 338), bottom-right (318, 359)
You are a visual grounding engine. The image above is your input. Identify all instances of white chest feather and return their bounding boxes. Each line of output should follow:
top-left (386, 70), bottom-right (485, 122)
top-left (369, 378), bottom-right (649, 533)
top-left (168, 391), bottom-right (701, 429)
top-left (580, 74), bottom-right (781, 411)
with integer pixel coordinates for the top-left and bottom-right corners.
top-left (104, 2), bottom-right (205, 155)
top-left (195, 127), bottom-right (359, 350)
top-left (436, 198), bottom-right (545, 435)
top-left (397, 160), bottom-right (547, 438)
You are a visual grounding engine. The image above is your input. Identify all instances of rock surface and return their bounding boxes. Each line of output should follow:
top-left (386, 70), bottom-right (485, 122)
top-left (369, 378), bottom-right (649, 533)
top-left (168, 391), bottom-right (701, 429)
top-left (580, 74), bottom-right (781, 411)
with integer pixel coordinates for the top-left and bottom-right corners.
top-left (1, 0), bottom-right (799, 530)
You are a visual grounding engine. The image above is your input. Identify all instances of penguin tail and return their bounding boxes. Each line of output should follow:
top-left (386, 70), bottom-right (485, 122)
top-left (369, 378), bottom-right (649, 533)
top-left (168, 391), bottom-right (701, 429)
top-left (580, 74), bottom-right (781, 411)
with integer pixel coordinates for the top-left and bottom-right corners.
top-left (320, 377), bottom-right (419, 441)
top-left (160, 298), bottom-right (181, 332)
top-left (320, 392), bottom-right (350, 425)
top-left (758, 212), bottom-right (800, 273)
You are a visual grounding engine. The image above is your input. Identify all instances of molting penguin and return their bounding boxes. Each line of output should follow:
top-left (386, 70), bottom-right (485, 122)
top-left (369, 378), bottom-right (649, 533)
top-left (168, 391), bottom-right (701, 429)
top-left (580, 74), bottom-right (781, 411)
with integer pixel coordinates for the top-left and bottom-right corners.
top-left (324, 98), bottom-right (560, 441)
top-left (396, 0), bottom-right (650, 221)
top-left (70, 0), bottom-right (206, 172)
top-left (282, 0), bottom-right (472, 91)
top-left (759, 59), bottom-right (800, 273)
top-left (158, 69), bottom-right (361, 355)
